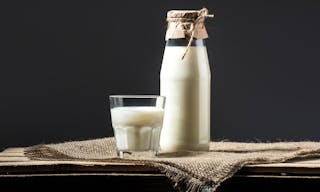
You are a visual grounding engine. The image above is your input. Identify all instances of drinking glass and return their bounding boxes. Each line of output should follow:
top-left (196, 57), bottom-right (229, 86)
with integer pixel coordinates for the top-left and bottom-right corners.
top-left (109, 95), bottom-right (165, 158)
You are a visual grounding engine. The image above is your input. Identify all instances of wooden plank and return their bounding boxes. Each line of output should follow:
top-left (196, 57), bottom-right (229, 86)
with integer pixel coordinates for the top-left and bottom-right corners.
top-left (235, 174), bottom-right (320, 179)
top-left (0, 153), bottom-right (26, 157)
top-left (0, 172), bottom-right (175, 192)
top-left (0, 161), bottom-right (158, 174)
top-left (0, 156), bottom-right (30, 162)
top-left (1, 160), bottom-right (320, 176)
top-left (241, 165), bottom-right (320, 175)
top-left (1, 159), bottom-right (320, 175)
top-left (288, 158), bottom-right (320, 164)
top-left (2, 172), bottom-right (320, 192)
top-left (218, 174), bottom-right (320, 192)
top-left (0, 160), bottom-right (146, 167)
top-left (1, 147), bottom-right (320, 176)
top-left (247, 162), bottom-right (320, 168)
top-left (0, 148), bottom-right (26, 159)
top-left (0, 173), bottom-right (165, 177)
top-left (2, 172), bottom-right (320, 179)
top-left (1, 148), bottom-right (24, 153)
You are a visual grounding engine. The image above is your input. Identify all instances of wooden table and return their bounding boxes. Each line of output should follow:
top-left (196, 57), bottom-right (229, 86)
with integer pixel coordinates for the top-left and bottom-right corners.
top-left (1, 148), bottom-right (320, 191)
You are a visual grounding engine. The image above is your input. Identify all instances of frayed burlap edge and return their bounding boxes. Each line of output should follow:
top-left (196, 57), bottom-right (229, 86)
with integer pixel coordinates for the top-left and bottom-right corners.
top-left (148, 161), bottom-right (214, 192)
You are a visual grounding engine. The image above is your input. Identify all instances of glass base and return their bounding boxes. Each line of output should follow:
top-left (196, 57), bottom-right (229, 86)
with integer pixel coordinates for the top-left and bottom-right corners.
top-left (117, 150), bottom-right (158, 158)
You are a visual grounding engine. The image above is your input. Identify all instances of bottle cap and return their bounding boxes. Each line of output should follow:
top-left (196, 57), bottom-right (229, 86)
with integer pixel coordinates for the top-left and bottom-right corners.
top-left (165, 8), bottom-right (213, 41)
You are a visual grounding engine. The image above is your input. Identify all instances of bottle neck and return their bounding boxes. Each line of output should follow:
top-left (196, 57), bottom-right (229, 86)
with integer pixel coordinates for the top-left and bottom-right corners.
top-left (165, 39), bottom-right (205, 47)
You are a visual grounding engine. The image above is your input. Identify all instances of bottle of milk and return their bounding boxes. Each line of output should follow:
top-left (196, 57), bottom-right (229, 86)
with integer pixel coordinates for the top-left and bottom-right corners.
top-left (160, 8), bottom-right (213, 152)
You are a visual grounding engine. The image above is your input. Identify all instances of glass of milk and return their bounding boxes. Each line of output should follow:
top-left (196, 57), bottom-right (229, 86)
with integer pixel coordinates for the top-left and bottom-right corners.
top-left (109, 95), bottom-right (165, 158)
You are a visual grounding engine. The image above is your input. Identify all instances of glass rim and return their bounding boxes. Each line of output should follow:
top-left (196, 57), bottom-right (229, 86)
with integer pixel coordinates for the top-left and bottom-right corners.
top-left (109, 95), bottom-right (165, 99)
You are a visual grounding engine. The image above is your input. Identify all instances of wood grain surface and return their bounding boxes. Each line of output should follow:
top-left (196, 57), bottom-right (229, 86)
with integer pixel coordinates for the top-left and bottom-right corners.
top-left (2, 148), bottom-right (320, 192)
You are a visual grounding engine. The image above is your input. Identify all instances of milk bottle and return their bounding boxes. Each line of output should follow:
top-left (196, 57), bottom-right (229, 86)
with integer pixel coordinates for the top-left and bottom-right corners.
top-left (160, 8), bottom-right (213, 152)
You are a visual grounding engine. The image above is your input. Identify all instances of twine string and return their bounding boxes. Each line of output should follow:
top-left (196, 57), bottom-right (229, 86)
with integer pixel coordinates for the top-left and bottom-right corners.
top-left (180, 8), bottom-right (214, 60)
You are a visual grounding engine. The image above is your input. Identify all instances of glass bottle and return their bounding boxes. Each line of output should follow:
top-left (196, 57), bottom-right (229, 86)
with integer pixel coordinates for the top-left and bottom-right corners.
top-left (160, 8), bottom-right (213, 152)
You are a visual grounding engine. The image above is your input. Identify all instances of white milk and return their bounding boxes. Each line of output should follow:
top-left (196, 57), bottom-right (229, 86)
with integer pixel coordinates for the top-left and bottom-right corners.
top-left (160, 44), bottom-right (211, 152)
top-left (111, 107), bottom-right (164, 151)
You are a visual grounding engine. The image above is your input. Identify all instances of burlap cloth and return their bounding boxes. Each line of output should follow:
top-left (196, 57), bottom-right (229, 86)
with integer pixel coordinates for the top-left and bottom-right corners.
top-left (24, 137), bottom-right (320, 192)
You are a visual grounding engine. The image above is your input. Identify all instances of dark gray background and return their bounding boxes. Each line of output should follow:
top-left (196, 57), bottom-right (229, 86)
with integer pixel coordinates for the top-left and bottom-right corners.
top-left (1, 0), bottom-right (320, 150)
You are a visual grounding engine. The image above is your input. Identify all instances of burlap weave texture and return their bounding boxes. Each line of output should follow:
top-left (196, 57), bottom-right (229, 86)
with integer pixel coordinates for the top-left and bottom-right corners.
top-left (24, 137), bottom-right (320, 192)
